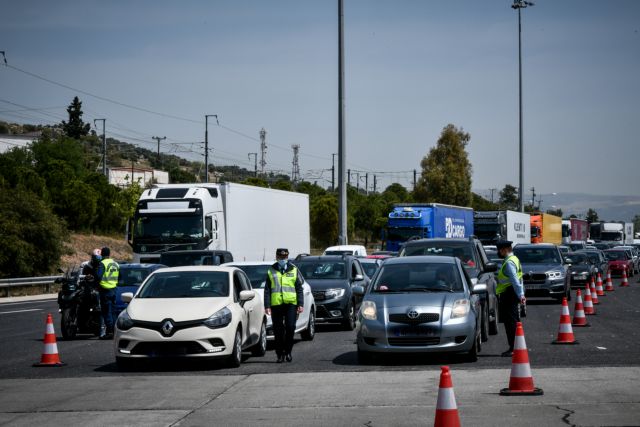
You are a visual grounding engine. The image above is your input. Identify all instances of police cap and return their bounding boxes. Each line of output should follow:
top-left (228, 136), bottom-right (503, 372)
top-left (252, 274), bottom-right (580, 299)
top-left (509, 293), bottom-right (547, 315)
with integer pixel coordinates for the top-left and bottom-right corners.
top-left (276, 248), bottom-right (289, 257)
top-left (496, 240), bottom-right (513, 250)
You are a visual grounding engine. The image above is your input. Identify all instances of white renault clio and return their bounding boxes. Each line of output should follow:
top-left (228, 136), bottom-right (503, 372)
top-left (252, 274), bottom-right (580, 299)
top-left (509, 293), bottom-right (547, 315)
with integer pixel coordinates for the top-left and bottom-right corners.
top-left (114, 266), bottom-right (266, 369)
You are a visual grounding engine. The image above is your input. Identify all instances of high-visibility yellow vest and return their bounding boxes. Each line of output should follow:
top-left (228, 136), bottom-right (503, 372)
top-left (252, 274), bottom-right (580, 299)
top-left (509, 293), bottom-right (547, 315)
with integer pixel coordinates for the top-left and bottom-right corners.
top-left (99, 258), bottom-right (120, 290)
top-left (496, 254), bottom-right (522, 295)
top-left (268, 266), bottom-right (298, 306)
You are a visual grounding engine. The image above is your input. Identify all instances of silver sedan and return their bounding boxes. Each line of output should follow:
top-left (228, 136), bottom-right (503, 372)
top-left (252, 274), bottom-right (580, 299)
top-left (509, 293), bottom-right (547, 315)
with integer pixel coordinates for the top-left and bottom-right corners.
top-left (354, 256), bottom-right (482, 363)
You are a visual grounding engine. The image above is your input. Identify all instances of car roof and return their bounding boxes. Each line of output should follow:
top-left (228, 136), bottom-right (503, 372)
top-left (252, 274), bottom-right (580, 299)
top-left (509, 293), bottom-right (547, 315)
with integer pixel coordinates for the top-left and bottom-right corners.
top-left (514, 243), bottom-right (557, 248)
top-left (150, 266), bottom-right (237, 273)
top-left (404, 238), bottom-right (473, 245)
top-left (385, 255), bottom-right (457, 265)
top-left (223, 261), bottom-right (274, 266)
top-left (119, 263), bottom-right (166, 269)
top-left (359, 258), bottom-right (382, 264)
top-left (296, 255), bottom-right (353, 262)
top-left (325, 245), bottom-right (365, 250)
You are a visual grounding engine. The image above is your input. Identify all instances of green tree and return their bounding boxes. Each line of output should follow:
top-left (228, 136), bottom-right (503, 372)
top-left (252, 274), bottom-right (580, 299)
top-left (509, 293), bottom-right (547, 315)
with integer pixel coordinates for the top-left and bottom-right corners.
top-left (498, 184), bottom-right (519, 210)
top-left (586, 208), bottom-right (599, 223)
top-left (0, 188), bottom-right (67, 277)
top-left (632, 215), bottom-right (640, 235)
top-left (272, 180), bottom-right (293, 191)
top-left (242, 177), bottom-right (269, 188)
top-left (471, 193), bottom-right (499, 211)
top-left (414, 124), bottom-right (472, 206)
top-left (310, 194), bottom-right (338, 247)
top-left (169, 167), bottom-right (197, 183)
top-left (383, 183), bottom-right (410, 203)
top-left (546, 208), bottom-right (563, 217)
top-left (61, 96), bottom-right (90, 139)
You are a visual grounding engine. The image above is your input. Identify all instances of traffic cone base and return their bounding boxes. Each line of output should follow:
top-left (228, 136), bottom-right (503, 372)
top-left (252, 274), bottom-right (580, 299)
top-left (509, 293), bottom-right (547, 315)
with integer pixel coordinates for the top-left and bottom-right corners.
top-left (33, 313), bottom-right (66, 367)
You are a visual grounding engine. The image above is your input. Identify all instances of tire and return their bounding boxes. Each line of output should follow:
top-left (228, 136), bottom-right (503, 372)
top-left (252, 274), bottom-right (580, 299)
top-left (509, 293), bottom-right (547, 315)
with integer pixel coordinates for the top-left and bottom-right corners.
top-left (489, 303), bottom-right (499, 336)
top-left (227, 328), bottom-right (242, 368)
top-left (61, 307), bottom-right (77, 340)
top-left (251, 322), bottom-right (267, 357)
top-left (300, 309), bottom-right (315, 341)
top-left (464, 331), bottom-right (480, 363)
top-left (480, 303), bottom-right (489, 343)
top-left (342, 300), bottom-right (356, 331)
top-left (357, 347), bottom-right (374, 365)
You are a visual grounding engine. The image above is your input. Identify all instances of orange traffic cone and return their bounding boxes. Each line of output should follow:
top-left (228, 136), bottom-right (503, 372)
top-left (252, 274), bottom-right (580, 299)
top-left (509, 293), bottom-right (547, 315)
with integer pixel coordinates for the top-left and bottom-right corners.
top-left (572, 290), bottom-right (590, 327)
top-left (434, 366), bottom-right (461, 427)
top-left (590, 277), bottom-right (599, 305)
top-left (621, 269), bottom-right (629, 287)
top-left (552, 297), bottom-right (578, 344)
top-left (583, 284), bottom-right (596, 315)
top-left (33, 313), bottom-right (65, 367)
top-left (595, 273), bottom-right (605, 296)
top-left (500, 322), bottom-right (544, 396)
top-left (605, 271), bottom-right (614, 292)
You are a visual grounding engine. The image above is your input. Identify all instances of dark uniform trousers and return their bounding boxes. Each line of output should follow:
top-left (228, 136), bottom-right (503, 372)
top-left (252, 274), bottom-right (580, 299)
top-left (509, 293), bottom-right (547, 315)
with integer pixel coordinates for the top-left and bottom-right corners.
top-left (271, 304), bottom-right (297, 356)
top-left (498, 285), bottom-right (521, 350)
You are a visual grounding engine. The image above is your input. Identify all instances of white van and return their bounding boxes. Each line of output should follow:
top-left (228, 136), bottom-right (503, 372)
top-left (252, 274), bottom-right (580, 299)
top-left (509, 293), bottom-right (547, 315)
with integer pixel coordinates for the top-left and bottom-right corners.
top-left (323, 245), bottom-right (368, 257)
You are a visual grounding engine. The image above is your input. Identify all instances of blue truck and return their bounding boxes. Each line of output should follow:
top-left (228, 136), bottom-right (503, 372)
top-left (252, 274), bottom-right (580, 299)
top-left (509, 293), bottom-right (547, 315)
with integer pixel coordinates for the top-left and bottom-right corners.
top-left (383, 203), bottom-right (474, 252)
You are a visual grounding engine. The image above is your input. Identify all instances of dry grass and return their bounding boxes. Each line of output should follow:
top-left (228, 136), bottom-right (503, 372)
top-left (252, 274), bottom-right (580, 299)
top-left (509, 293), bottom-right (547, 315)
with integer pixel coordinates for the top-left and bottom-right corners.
top-left (60, 233), bottom-right (133, 268)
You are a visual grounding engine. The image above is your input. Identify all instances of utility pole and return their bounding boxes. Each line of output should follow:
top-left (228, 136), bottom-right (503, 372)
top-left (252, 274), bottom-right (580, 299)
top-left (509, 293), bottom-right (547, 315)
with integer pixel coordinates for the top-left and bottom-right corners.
top-left (530, 186), bottom-right (536, 210)
top-left (94, 119), bottom-right (106, 177)
top-left (259, 128), bottom-right (267, 175)
top-left (413, 169), bottom-right (417, 190)
top-left (512, 0), bottom-right (534, 212)
top-left (338, 0), bottom-right (347, 244)
top-left (373, 175), bottom-right (377, 193)
top-left (152, 136), bottom-right (166, 168)
top-left (347, 169), bottom-right (351, 186)
top-left (248, 153), bottom-right (258, 177)
top-left (365, 173), bottom-right (369, 195)
top-left (291, 144), bottom-right (300, 183)
top-left (331, 153), bottom-right (337, 191)
top-left (356, 172), bottom-right (360, 192)
top-left (205, 114), bottom-right (218, 183)
top-left (489, 188), bottom-right (497, 204)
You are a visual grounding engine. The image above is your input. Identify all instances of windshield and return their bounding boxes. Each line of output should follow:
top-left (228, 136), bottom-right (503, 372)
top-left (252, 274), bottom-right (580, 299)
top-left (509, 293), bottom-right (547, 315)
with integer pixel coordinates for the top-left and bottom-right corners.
top-left (372, 262), bottom-right (463, 292)
top-left (605, 251), bottom-right (628, 261)
top-left (600, 231), bottom-right (622, 241)
top-left (386, 227), bottom-right (425, 241)
top-left (562, 224), bottom-right (570, 238)
top-left (531, 226), bottom-right (540, 238)
top-left (324, 250), bottom-right (353, 255)
top-left (118, 267), bottom-right (155, 287)
top-left (297, 261), bottom-right (347, 280)
top-left (160, 252), bottom-right (221, 267)
top-left (513, 247), bottom-right (562, 264)
top-left (138, 271), bottom-right (229, 298)
top-left (568, 243), bottom-right (584, 251)
top-left (583, 253), bottom-right (601, 264)
top-left (133, 214), bottom-right (204, 242)
top-left (361, 263), bottom-right (380, 278)
top-left (473, 223), bottom-right (499, 241)
top-left (567, 253), bottom-right (589, 265)
top-left (401, 242), bottom-right (477, 269)
top-left (233, 265), bottom-right (269, 289)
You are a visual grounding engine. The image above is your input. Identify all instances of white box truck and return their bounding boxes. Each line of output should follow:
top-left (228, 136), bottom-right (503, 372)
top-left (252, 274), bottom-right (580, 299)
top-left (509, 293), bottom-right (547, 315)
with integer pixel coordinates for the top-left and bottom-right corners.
top-left (473, 210), bottom-right (531, 246)
top-left (127, 183), bottom-right (310, 263)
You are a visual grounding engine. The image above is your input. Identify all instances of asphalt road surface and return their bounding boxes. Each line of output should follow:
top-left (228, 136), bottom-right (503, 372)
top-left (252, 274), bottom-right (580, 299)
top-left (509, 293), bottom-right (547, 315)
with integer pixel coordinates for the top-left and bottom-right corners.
top-left (1, 276), bottom-right (639, 379)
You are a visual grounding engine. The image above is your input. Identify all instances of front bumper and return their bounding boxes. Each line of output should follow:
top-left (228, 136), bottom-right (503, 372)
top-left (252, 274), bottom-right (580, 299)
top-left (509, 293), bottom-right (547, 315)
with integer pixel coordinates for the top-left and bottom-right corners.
top-left (114, 324), bottom-right (235, 359)
top-left (314, 298), bottom-right (349, 322)
top-left (524, 278), bottom-right (566, 296)
top-left (570, 274), bottom-right (591, 288)
top-left (609, 265), bottom-right (630, 276)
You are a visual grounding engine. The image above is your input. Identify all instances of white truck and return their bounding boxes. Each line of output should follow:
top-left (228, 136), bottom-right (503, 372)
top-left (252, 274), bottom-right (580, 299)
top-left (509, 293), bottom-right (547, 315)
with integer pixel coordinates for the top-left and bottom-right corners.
top-left (600, 222), bottom-right (624, 245)
top-left (127, 183), bottom-right (310, 263)
top-left (473, 210), bottom-right (531, 246)
top-left (624, 223), bottom-right (635, 245)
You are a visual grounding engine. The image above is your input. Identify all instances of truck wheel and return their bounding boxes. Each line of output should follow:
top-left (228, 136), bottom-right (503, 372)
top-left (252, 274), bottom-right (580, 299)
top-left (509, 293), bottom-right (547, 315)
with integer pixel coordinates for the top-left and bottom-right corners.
top-left (300, 310), bottom-right (315, 341)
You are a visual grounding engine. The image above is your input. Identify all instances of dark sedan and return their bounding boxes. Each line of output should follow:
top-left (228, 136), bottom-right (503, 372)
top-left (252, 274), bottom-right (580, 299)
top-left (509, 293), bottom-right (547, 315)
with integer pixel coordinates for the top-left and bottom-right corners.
top-left (565, 252), bottom-right (596, 288)
top-left (513, 244), bottom-right (571, 302)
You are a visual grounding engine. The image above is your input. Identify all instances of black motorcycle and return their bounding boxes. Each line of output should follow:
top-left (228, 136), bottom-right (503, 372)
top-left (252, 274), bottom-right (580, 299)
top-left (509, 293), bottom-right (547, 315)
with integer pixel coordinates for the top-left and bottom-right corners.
top-left (56, 265), bottom-right (103, 339)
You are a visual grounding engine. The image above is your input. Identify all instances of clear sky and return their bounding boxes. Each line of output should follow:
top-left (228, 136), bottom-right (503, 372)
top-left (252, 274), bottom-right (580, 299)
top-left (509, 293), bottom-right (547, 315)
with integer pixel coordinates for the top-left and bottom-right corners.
top-left (1, 0), bottom-right (639, 195)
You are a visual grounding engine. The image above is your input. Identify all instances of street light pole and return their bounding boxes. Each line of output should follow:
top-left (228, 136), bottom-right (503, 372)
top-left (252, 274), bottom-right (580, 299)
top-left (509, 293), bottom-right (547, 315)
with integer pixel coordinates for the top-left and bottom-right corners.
top-left (338, 0), bottom-right (347, 244)
top-left (512, 0), bottom-right (533, 212)
top-left (205, 114), bottom-right (218, 183)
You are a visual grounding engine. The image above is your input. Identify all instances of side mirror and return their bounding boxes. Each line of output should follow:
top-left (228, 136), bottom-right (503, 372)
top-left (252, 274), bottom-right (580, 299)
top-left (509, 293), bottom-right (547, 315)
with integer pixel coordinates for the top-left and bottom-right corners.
top-left (353, 274), bottom-right (364, 282)
top-left (564, 258), bottom-right (573, 265)
top-left (472, 283), bottom-right (487, 294)
top-left (240, 290), bottom-right (255, 301)
top-left (352, 285), bottom-right (365, 296)
top-left (484, 262), bottom-right (498, 273)
top-left (121, 292), bottom-right (134, 303)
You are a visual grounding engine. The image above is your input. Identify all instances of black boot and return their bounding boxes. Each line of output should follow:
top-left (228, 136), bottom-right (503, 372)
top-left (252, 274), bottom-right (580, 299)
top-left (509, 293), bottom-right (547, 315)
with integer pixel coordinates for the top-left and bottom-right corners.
top-left (285, 353), bottom-right (292, 362)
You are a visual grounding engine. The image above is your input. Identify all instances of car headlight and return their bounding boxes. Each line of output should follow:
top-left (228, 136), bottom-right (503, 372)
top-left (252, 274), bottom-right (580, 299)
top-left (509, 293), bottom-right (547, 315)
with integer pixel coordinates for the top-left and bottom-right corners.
top-left (116, 310), bottom-right (134, 331)
top-left (360, 301), bottom-right (377, 320)
top-left (451, 299), bottom-right (470, 319)
top-left (203, 307), bottom-right (232, 329)
top-left (547, 271), bottom-right (564, 279)
top-left (325, 288), bottom-right (345, 299)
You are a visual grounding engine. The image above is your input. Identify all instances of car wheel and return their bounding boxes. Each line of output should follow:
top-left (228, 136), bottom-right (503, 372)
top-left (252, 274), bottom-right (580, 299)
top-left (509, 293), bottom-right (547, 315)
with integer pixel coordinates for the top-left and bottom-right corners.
top-left (480, 302), bottom-right (489, 342)
top-left (300, 309), bottom-right (315, 341)
top-left (342, 300), bottom-right (356, 331)
top-left (251, 322), bottom-right (267, 357)
top-left (489, 303), bottom-right (499, 336)
top-left (357, 347), bottom-right (374, 365)
top-left (464, 333), bottom-right (480, 363)
top-left (227, 328), bottom-right (242, 368)
top-left (61, 307), bottom-right (77, 340)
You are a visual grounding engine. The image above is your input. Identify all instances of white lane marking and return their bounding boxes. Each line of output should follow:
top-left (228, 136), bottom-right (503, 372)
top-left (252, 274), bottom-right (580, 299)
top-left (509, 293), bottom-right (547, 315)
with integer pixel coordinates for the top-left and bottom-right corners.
top-left (0, 308), bottom-right (43, 315)
top-left (596, 346), bottom-right (607, 350)
top-left (0, 300), bottom-right (56, 306)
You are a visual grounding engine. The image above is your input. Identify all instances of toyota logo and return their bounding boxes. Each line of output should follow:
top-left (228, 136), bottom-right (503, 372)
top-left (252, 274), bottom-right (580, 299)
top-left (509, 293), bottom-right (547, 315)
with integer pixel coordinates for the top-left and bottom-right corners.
top-left (162, 320), bottom-right (174, 336)
top-left (407, 310), bottom-right (419, 319)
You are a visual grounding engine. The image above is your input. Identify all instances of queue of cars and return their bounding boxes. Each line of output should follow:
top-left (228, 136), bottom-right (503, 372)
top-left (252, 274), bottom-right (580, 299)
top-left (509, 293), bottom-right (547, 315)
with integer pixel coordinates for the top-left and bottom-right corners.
top-left (109, 236), bottom-right (637, 370)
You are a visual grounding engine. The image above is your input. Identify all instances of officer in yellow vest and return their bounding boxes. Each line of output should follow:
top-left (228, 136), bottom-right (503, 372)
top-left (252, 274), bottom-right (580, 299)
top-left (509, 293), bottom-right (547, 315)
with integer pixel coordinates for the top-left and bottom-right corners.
top-left (264, 248), bottom-right (304, 363)
top-left (496, 240), bottom-right (525, 357)
top-left (96, 247), bottom-right (119, 339)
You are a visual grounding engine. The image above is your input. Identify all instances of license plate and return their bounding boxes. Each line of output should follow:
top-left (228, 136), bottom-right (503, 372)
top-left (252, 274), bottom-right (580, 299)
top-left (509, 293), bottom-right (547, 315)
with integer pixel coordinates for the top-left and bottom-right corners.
top-left (393, 326), bottom-right (437, 337)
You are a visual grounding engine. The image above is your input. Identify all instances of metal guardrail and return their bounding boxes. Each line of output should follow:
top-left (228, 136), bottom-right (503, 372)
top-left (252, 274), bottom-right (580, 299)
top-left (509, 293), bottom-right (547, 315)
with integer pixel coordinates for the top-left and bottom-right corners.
top-left (0, 275), bottom-right (62, 297)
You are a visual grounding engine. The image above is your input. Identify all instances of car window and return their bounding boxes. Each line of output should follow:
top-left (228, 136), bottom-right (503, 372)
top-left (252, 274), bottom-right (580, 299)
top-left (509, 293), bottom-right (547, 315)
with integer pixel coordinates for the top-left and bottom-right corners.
top-left (401, 242), bottom-right (477, 270)
top-left (372, 263), bottom-right (462, 292)
top-left (234, 265), bottom-right (269, 289)
top-left (238, 271), bottom-right (252, 291)
top-left (297, 261), bottom-right (347, 279)
top-left (513, 247), bottom-right (562, 264)
top-left (137, 271), bottom-right (229, 298)
top-left (361, 262), bottom-right (379, 279)
top-left (233, 272), bottom-right (243, 302)
top-left (118, 267), bottom-right (152, 287)
top-left (568, 253), bottom-right (589, 265)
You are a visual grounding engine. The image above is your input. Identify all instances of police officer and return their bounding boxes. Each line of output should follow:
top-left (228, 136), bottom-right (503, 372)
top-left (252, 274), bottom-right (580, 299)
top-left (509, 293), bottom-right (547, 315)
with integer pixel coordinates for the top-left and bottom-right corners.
top-left (495, 240), bottom-right (525, 357)
top-left (264, 248), bottom-right (304, 363)
top-left (96, 247), bottom-right (119, 339)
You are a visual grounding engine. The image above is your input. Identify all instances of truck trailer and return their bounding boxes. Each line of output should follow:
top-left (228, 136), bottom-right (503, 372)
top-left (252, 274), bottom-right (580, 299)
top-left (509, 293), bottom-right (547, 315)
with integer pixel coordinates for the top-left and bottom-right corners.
top-left (600, 222), bottom-right (624, 244)
top-left (473, 210), bottom-right (530, 246)
top-left (530, 213), bottom-right (562, 245)
top-left (127, 182), bottom-right (310, 263)
top-left (384, 203), bottom-right (474, 252)
top-left (562, 218), bottom-right (589, 244)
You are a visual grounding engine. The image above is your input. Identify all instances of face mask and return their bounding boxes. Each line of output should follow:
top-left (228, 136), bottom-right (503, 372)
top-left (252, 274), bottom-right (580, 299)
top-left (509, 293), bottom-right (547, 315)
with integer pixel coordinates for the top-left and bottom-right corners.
top-left (277, 259), bottom-right (287, 269)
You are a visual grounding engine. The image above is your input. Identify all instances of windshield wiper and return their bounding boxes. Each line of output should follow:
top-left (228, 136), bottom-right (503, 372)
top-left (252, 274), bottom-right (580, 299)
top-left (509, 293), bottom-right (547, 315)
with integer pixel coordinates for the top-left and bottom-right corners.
top-left (394, 288), bottom-right (454, 293)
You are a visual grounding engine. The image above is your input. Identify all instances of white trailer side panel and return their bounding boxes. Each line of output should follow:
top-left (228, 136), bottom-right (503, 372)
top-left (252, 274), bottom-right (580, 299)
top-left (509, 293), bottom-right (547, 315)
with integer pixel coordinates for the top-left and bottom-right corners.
top-left (222, 183), bottom-right (310, 262)
top-left (506, 211), bottom-right (531, 246)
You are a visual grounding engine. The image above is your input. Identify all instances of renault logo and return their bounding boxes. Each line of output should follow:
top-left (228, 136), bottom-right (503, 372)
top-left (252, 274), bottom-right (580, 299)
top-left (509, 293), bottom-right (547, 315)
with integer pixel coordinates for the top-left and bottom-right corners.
top-left (162, 320), bottom-right (174, 336)
top-left (407, 310), bottom-right (419, 319)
